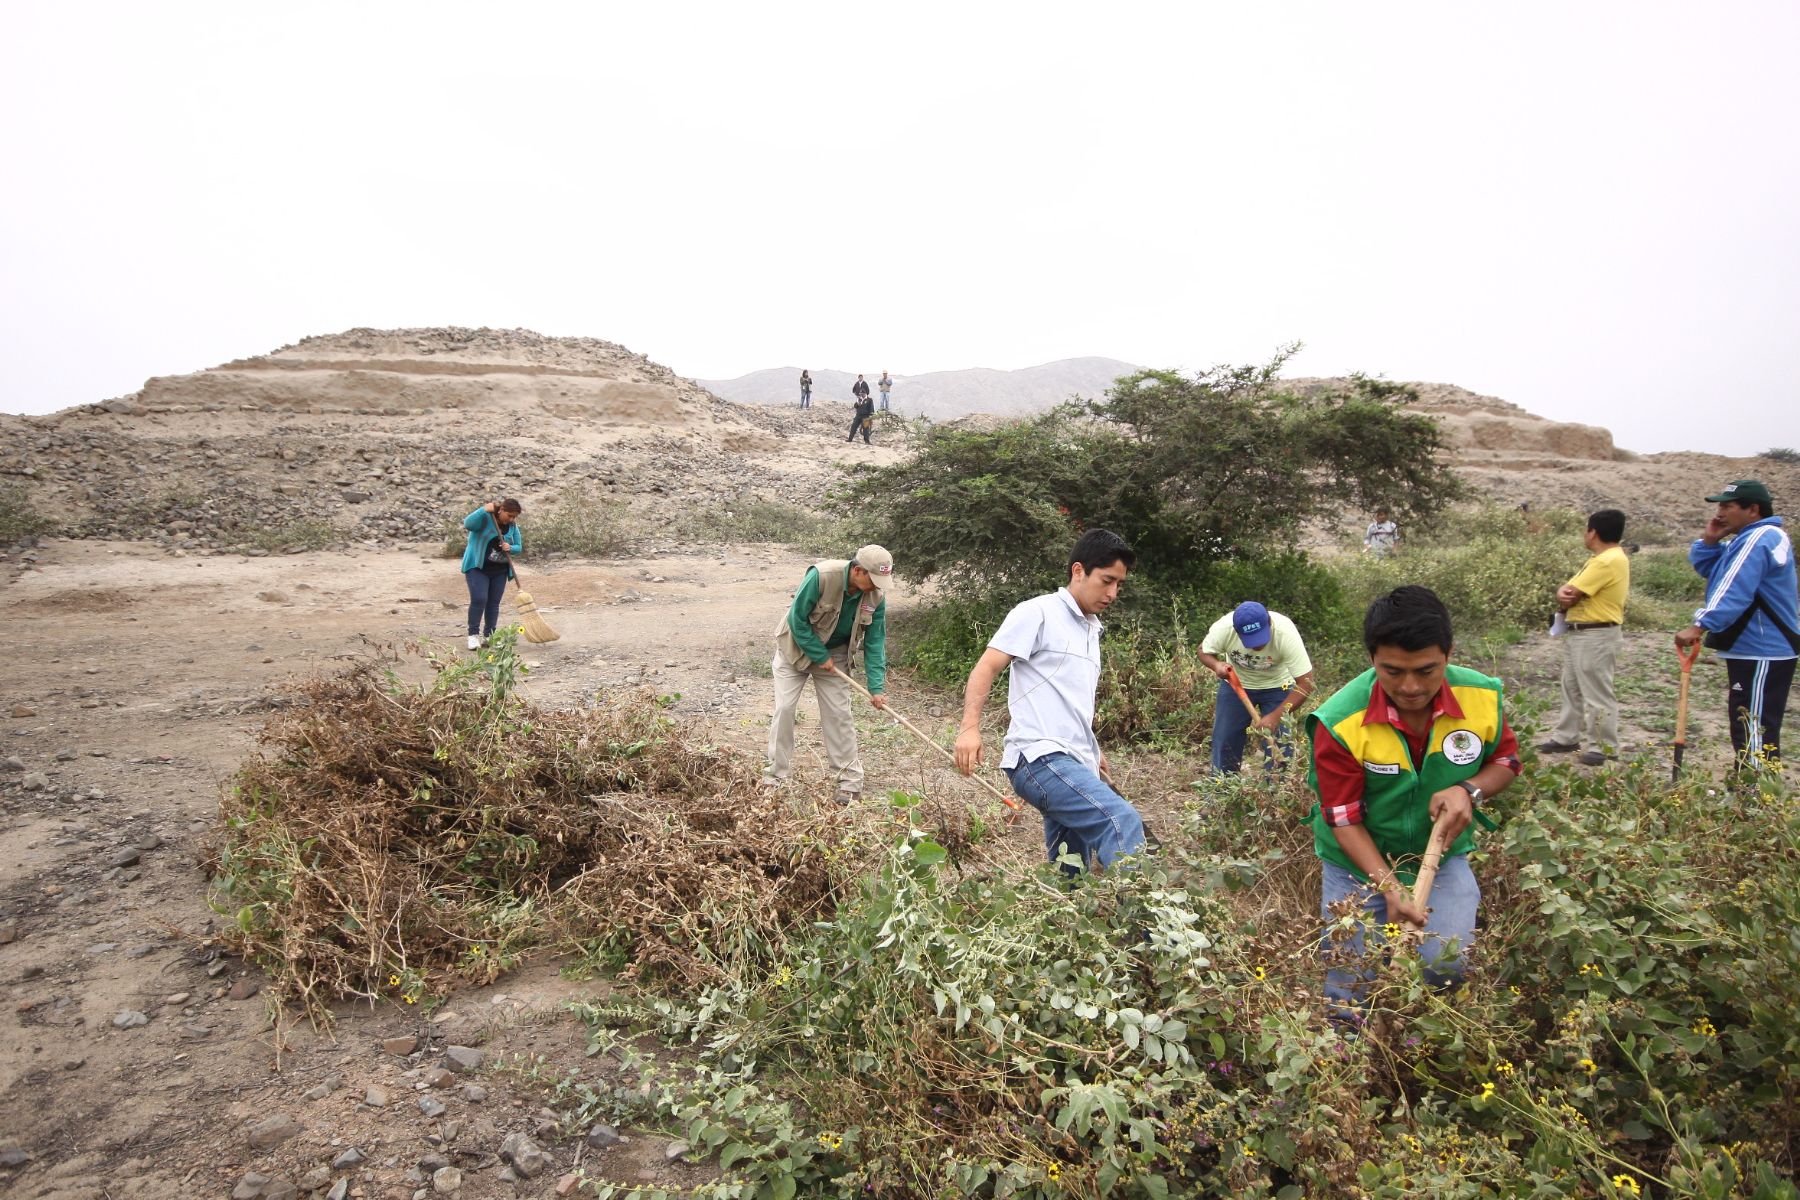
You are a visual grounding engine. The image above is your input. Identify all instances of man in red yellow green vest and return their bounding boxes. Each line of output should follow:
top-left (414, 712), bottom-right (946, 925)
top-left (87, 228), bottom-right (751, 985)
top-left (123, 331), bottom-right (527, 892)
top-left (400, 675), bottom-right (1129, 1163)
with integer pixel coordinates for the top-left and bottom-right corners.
top-left (1308, 586), bottom-right (1523, 1009)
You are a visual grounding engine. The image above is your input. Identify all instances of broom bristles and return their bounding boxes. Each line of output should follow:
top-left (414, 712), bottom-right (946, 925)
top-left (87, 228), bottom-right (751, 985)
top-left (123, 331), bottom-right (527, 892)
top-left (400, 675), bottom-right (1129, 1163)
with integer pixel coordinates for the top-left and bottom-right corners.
top-left (513, 590), bottom-right (561, 643)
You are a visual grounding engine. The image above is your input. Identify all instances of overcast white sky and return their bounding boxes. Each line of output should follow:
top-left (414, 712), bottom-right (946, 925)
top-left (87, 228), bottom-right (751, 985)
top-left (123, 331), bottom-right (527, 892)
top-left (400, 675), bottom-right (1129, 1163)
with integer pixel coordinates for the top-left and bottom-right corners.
top-left (3, 3), bottom-right (1796, 455)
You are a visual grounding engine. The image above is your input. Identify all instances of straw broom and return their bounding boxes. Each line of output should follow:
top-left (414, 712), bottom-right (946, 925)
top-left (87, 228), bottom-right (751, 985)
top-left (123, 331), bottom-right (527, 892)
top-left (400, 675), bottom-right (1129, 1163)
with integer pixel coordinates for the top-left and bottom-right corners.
top-left (506, 560), bottom-right (560, 644)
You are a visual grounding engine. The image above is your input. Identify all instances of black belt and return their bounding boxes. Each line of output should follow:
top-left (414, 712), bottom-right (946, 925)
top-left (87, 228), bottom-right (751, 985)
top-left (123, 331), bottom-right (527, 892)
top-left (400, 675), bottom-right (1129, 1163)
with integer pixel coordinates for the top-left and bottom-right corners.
top-left (1568, 621), bottom-right (1619, 630)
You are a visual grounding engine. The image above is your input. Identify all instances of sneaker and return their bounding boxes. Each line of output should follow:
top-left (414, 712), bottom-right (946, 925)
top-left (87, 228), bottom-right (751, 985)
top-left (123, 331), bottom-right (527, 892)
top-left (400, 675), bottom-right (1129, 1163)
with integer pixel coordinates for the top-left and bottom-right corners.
top-left (467, 635), bottom-right (481, 651)
top-left (1536, 740), bottom-right (1578, 754)
top-left (1576, 750), bottom-right (1608, 767)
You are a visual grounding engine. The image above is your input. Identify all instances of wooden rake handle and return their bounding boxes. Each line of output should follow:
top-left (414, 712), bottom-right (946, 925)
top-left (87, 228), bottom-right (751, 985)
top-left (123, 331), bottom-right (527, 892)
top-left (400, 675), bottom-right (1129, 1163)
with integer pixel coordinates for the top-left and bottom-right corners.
top-left (1224, 666), bottom-right (1260, 720)
top-left (1672, 638), bottom-right (1701, 748)
top-left (837, 670), bottom-right (1023, 814)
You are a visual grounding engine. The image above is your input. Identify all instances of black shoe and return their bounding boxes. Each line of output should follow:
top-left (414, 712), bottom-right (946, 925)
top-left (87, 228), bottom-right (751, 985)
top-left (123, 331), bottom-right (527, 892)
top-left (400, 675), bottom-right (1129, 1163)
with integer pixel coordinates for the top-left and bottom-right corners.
top-left (1537, 740), bottom-right (1579, 754)
top-left (1576, 750), bottom-right (1608, 766)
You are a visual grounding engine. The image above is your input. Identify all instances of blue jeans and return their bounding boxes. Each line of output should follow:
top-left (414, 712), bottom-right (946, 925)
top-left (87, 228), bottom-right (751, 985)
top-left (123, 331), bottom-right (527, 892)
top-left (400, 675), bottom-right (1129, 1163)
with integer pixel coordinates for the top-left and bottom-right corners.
top-left (800, 389), bottom-right (811, 408)
top-left (464, 568), bottom-right (509, 636)
top-left (1210, 680), bottom-right (1291, 774)
top-left (1004, 752), bottom-right (1146, 872)
top-left (1318, 856), bottom-right (1480, 1010)
top-left (879, 393), bottom-right (890, 411)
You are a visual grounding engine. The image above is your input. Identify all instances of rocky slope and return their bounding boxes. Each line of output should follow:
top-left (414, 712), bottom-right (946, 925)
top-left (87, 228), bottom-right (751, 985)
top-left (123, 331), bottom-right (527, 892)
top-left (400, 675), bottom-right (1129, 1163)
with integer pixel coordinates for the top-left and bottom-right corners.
top-left (0, 330), bottom-right (1791, 554)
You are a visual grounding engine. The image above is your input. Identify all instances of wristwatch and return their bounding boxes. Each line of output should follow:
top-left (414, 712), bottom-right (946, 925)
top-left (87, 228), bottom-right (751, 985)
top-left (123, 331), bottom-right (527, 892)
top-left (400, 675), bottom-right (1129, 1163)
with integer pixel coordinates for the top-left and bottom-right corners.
top-left (1457, 780), bottom-right (1484, 804)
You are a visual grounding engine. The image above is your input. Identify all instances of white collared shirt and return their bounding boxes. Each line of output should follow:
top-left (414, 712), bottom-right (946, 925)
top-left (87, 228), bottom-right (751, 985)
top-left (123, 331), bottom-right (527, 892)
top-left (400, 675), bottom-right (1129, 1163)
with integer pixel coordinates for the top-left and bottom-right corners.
top-left (989, 587), bottom-right (1103, 769)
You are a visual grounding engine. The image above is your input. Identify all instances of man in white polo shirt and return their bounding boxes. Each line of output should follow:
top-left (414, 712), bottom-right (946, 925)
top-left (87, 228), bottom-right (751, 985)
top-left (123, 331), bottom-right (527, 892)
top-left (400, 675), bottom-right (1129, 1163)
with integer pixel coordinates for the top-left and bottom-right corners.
top-left (953, 529), bottom-right (1147, 872)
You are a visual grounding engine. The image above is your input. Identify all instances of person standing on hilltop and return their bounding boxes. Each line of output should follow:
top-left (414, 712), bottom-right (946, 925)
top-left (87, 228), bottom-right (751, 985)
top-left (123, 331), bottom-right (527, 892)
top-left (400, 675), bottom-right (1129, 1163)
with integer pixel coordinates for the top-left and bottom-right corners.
top-left (1198, 601), bottom-right (1315, 775)
top-left (1364, 507), bottom-right (1401, 556)
top-left (1674, 480), bottom-right (1800, 778)
top-left (1539, 509), bottom-right (1629, 766)
top-left (799, 370), bottom-right (813, 409)
top-left (878, 371), bottom-right (893, 412)
top-left (460, 499), bottom-right (522, 651)
top-left (849, 391), bottom-right (875, 444)
top-left (765, 546), bottom-right (893, 805)
top-left (954, 529), bottom-right (1148, 873)
top-left (852, 374), bottom-right (871, 405)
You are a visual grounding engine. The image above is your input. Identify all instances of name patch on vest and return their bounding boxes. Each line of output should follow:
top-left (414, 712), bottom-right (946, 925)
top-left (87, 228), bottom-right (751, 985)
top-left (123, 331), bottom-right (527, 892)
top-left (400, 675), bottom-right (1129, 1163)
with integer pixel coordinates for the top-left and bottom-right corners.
top-left (1442, 729), bottom-right (1483, 766)
top-left (1363, 761), bottom-right (1401, 776)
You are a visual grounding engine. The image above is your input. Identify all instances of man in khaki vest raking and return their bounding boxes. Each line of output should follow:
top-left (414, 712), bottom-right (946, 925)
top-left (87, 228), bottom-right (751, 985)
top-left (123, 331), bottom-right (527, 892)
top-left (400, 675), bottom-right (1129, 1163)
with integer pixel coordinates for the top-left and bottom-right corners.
top-left (766, 545), bottom-right (892, 803)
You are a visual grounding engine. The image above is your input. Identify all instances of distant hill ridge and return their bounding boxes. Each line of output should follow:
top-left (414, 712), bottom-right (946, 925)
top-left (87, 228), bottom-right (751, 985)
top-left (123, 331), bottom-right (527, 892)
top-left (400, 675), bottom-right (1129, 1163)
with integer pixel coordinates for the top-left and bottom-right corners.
top-left (698, 358), bottom-right (1142, 421)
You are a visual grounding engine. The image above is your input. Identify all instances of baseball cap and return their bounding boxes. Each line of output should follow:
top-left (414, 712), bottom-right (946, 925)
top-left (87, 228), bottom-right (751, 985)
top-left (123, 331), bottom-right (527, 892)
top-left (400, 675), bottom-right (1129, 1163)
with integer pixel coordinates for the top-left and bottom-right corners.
top-left (854, 545), bottom-right (894, 592)
top-left (1232, 601), bottom-right (1272, 649)
top-left (1705, 479), bottom-right (1773, 506)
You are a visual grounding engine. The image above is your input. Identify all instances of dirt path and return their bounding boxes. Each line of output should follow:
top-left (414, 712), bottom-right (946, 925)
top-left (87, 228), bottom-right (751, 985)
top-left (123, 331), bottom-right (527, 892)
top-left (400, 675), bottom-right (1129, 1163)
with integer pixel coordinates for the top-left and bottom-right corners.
top-left (1, 540), bottom-right (984, 1200)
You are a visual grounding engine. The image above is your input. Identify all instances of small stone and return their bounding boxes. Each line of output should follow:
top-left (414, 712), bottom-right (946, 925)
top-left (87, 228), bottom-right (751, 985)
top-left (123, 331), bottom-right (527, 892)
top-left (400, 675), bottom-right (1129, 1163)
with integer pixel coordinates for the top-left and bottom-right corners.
top-left (22, 772), bottom-right (50, 792)
top-left (423, 1067), bottom-right (454, 1088)
top-left (207, 960), bottom-right (230, 977)
top-left (126, 942), bottom-right (156, 959)
top-left (664, 1140), bottom-right (692, 1162)
top-left (86, 942), bottom-right (119, 955)
top-left (133, 832), bottom-right (163, 850)
top-left (0, 1146), bottom-right (31, 1167)
top-left (2, 756), bottom-right (24, 771)
top-left (555, 1175), bottom-right (581, 1197)
top-left (325, 1182), bottom-right (348, 1200)
top-left (383, 1034), bottom-right (418, 1056)
top-left (10, 705), bottom-right (36, 718)
top-left (0, 921), bottom-right (15, 945)
top-left (54, 749), bottom-right (76, 761)
top-left (232, 1171), bottom-right (271, 1199)
top-left (418, 1154), bottom-right (450, 1173)
top-left (498, 1132), bottom-right (552, 1178)
top-left (441, 1045), bottom-right (482, 1073)
top-left (112, 1009), bottom-right (149, 1029)
top-left (227, 978), bottom-right (261, 1001)
top-left (107, 846), bottom-right (141, 868)
top-left (585, 1124), bottom-right (621, 1150)
top-left (164, 992), bottom-right (190, 1005)
top-left (363, 1086), bottom-right (390, 1108)
top-left (459, 1084), bottom-right (487, 1103)
top-left (263, 1182), bottom-right (299, 1200)
top-left (431, 1167), bottom-right (462, 1194)
top-left (300, 1166), bottom-right (333, 1191)
top-left (332, 1146), bottom-right (365, 1169)
top-left (248, 1112), bottom-right (302, 1149)
top-left (417, 1096), bottom-right (446, 1119)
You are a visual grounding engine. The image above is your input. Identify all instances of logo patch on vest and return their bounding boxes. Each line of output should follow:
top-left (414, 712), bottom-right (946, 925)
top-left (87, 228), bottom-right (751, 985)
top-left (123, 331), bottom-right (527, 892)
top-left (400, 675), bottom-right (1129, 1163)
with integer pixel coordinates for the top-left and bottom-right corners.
top-left (1442, 729), bottom-right (1483, 766)
top-left (1363, 761), bottom-right (1401, 775)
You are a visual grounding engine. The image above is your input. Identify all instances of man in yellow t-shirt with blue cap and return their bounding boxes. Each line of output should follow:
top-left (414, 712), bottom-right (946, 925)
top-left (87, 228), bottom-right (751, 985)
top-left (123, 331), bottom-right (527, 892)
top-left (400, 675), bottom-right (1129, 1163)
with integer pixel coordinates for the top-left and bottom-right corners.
top-left (1199, 601), bottom-right (1316, 774)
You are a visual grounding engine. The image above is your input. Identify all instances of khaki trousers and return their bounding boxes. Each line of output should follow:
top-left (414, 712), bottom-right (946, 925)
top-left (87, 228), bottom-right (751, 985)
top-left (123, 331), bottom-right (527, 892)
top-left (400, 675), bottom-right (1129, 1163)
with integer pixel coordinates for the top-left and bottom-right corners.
top-left (766, 645), bottom-right (863, 790)
top-left (1551, 625), bottom-right (1623, 749)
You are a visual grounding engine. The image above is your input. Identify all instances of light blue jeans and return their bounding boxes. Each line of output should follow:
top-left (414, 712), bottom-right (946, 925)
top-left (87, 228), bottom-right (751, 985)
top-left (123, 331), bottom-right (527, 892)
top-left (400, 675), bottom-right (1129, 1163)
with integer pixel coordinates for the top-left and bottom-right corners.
top-left (1004, 752), bottom-right (1146, 873)
top-left (1318, 855), bottom-right (1479, 1009)
top-left (1210, 680), bottom-right (1292, 774)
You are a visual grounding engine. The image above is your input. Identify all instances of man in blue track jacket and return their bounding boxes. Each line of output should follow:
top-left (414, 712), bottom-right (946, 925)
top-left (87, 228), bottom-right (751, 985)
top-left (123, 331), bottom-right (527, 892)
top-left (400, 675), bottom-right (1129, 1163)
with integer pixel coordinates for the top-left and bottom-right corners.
top-left (1675, 480), bottom-right (1800, 772)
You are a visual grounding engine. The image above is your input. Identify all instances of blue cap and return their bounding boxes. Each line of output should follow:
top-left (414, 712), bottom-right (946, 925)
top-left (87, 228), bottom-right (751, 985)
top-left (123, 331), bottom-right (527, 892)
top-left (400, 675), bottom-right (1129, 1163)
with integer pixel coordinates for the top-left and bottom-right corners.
top-left (1232, 601), bottom-right (1272, 649)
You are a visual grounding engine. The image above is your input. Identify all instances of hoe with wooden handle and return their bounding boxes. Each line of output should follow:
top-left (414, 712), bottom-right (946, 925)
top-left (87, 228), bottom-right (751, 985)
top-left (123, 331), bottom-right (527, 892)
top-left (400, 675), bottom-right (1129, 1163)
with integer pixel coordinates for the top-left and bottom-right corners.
top-left (1672, 639), bottom-right (1701, 781)
top-left (1404, 811), bottom-right (1458, 933)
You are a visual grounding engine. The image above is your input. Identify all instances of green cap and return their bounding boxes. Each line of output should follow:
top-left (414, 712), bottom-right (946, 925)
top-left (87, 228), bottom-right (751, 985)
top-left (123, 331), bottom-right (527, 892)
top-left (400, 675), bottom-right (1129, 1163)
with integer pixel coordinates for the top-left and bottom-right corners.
top-left (1704, 479), bottom-right (1773, 506)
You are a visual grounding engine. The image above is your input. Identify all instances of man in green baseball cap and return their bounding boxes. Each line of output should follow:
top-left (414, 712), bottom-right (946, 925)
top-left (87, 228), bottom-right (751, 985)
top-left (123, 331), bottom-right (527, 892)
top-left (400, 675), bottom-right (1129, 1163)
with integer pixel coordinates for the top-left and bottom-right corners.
top-left (1675, 479), bottom-right (1799, 777)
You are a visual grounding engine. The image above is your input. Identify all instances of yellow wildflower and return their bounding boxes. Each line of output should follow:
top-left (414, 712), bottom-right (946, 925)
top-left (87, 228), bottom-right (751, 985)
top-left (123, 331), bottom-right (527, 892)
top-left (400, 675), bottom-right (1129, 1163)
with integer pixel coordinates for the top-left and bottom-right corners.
top-left (1381, 923), bottom-right (1403, 940)
top-left (1495, 1060), bottom-right (1514, 1074)
top-left (1478, 1081), bottom-right (1496, 1099)
top-left (1579, 963), bottom-right (1602, 978)
top-left (387, 974), bottom-right (401, 988)
top-left (1612, 1175), bottom-right (1641, 1196)
top-left (1252, 964), bottom-right (1267, 982)
top-left (1579, 1057), bottom-right (1598, 1075)
top-left (1691, 1017), bottom-right (1717, 1038)
top-left (1045, 1161), bottom-right (1062, 1182)
top-left (815, 1132), bottom-right (843, 1151)
top-left (1242, 1144), bottom-right (1258, 1160)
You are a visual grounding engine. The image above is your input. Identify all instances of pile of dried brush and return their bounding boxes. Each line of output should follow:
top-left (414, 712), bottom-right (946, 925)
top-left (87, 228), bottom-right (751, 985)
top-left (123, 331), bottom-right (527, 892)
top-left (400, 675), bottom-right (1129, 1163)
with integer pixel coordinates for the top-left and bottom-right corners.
top-left (207, 634), bottom-right (876, 1015)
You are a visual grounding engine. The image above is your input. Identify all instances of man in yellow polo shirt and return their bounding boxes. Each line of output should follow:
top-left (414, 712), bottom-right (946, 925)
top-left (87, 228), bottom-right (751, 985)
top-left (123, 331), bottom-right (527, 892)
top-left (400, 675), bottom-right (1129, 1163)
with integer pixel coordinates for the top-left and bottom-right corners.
top-left (1541, 509), bottom-right (1630, 766)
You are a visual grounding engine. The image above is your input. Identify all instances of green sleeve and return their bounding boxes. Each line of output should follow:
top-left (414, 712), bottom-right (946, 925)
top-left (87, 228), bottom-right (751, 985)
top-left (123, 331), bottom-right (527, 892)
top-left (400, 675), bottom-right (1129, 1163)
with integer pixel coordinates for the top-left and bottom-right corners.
top-left (788, 569), bottom-right (829, 664)
top-left (863, 600), bottom-right (887, 693)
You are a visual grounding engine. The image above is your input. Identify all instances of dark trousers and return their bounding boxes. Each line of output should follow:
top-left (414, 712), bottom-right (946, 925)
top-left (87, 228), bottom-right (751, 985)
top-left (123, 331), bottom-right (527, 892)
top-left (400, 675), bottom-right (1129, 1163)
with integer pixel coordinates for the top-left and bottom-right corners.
top-left (1726, 656), bottom-right (1795, 768)
top-left (847, 415), bottom-right (870, 444)
top-left (465, 567), bottom-right (509, 636)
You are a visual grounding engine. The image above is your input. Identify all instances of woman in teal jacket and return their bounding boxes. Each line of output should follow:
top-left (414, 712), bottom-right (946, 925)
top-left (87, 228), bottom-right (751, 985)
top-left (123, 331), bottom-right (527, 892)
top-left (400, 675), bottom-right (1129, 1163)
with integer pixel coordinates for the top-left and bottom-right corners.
top-left (461, 499), bottom-right (522, 650)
